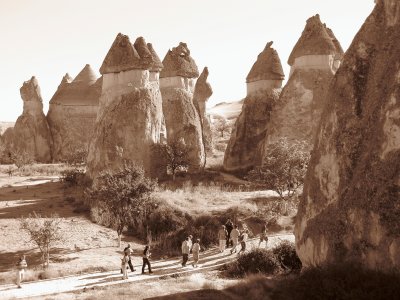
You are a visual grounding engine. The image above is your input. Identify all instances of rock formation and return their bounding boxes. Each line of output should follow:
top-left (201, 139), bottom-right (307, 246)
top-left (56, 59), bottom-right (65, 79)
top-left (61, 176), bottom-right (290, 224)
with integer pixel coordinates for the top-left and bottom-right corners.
top-left (260, 15), bottom-right (344, 154)
top-left (295, 0), bottom-right (400, 270)
top-left (223, 42), bottom-right (283, 173)
top-left (160, 42), bottom-right (205, 171)
top-left (288, 14), bottom-right (343, 76)
top-left (87, 33), bottom-right (164, 179)
top-left (193, 67), bottom-right (213, 155)
top-left (47, 65), bottom-right (101, 161)
top-left (12, 77), bottom-right (52, 162)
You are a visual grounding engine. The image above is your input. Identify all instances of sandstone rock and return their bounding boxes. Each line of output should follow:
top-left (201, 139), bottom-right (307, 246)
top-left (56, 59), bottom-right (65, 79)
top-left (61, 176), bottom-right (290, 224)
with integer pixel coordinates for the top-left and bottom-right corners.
top-left (288, 14), bottom-right (344, 76)
top-left (295, 0), bottom-right (400, 270)
top-left (261, 17), bottom-right (343, 154)
top-left (223, 43), bottom-right (284, 173)
top-left (246, 41), bottom-right (285, 96)
top-left (87, 34), bottom-right (164, 179)
top-left (193, 67), bottom-right (213, 155)
top-left (223, 90), bottom-right (281, 173)
top-left (160, 42), bottom-right (199, 78)
top-left (12, 77), bottom-right (52, 162)
top-left (47, 64), bottom-right (101, 161)
top-left (160, 42), bottom-right (205, 171)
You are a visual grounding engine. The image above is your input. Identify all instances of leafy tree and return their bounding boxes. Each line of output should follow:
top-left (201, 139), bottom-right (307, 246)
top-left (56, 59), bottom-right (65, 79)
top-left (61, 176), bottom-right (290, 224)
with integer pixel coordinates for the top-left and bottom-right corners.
top-left (10, 148), bottom-right (34, 169)
top-left (158, 138), bottom-right (190, 180)
top-left (214, 117), bottom-right (230, 138)
top-left (247, 139), bottom-right (310, 213)
top-left (86, 162), bottom-right (157, 247)
top-left (19, 213), bottom-right (63, 268)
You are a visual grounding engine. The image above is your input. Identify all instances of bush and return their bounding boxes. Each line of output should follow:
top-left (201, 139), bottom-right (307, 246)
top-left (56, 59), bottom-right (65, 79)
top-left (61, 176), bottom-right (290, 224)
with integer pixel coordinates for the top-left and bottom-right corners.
top-left (225, 248), bottom-right (282, 278)
top-left (60, 168), bottom-right (86, 186)
top-left (274, 263), bottom-right (400, 300)
top-left (272, 240), bottom-right (302, 272)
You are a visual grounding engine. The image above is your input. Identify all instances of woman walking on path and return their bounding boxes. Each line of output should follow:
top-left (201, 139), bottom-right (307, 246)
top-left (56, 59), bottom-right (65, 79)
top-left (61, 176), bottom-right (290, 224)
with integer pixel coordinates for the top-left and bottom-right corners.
top-left (218, 225), bottom-right (228, 252)
top-left (258, 223), bottom-right (269, 248)
top-left (192, 239), bottom-right (201, 267)
top-left (16, 255), bottom-right (27, 288)
top-left (238, 229), bottom-right (249, 255)
top-left (142, 245), bottom-right (153, 274)
top-left (121, 253), bottom-right (129, 279)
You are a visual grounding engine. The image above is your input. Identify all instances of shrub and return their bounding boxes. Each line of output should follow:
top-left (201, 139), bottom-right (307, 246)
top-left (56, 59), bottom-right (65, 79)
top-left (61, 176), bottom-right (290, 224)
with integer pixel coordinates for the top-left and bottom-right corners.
top-left (60, 168), bottom-right (86, 186)
top-left (274, 263), bottom-right (400, 300)
top-left (225, 248), bottom-right (282, 278)
top-left (272, 240), bottom-right (302, 272)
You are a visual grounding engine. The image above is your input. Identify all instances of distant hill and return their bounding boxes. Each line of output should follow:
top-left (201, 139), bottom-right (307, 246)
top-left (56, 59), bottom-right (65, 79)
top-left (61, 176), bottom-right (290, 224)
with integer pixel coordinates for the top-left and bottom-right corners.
top-left (207, 99), bottom-right (243, 121)
top-left (0, 122), bottom-right (14, 134)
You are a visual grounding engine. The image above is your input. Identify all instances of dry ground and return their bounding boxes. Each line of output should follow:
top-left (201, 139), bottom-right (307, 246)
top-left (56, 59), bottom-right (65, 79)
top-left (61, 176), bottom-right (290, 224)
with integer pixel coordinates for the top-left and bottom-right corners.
top-left (0, 171), bottom-right (144, 284)
top-left (0, 163), bottom-right (296, 288)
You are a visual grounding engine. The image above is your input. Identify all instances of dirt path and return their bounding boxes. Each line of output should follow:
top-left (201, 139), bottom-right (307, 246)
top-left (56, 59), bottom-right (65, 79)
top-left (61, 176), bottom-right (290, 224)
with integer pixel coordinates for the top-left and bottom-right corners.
top-left (0, 234), bottom-right (294, 299)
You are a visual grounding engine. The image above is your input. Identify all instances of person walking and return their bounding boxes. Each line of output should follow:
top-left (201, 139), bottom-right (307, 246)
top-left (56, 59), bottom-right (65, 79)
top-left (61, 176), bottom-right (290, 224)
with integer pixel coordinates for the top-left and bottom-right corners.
top-left (192, 239), bottom-right (201, 268)
top-left (218, 225), bottom-right (228, 252)
top-left (238, 229), bottom-right (249, 255)
top-left (124, 244), bottom-right (135, 272)
top-left (121, 253), bottom-right (129, 279)
top-left (16, 255), bottom-right (27, 288)
top-left (181, 237), bottom-right (190, 267)
top-left (188, 235), bottom-right (193, 253)
top-left (230, 225), bottom-right (240, 254)
top-left (142, 245), bottom-right (153, 274)
top-left (225, 219), bottom-right (234, 247)
top-left (258, 223), bottom-right (269, 248)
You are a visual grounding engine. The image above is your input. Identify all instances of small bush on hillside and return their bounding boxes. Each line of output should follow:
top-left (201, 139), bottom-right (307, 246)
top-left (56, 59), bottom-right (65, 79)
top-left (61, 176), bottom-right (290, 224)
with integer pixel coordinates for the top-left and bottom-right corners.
top-left (272, 240), bottom-right (302, 272)
top-left (146, 203), bottom-right (187, 237)
top-left (225, 248), bottom-right (282, 278)
top-left (60, 168), bottom-right (86, 186)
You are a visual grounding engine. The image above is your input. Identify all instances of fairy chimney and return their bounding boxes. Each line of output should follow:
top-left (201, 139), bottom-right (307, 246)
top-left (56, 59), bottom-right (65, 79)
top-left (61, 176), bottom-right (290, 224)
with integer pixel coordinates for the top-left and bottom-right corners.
top-left (87, 33), bottom-right (164, 179)
top-left (47, 64), bottom-right (101, 161)
top-left (288, 14), bottom-right (343, 77)
top-left (246, 41), bottom-right (285, 96)
top-left (159, 42), bottom-right (205, 171)
top-left (13, 76), bottom-right (52, 162)
top-left (223, 42), bottom-right (284, 172)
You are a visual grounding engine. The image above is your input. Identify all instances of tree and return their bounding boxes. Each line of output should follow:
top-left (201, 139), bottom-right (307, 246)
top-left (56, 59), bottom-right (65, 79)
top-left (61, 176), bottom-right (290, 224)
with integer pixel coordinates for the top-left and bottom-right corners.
top-left (10, 148), bottom-right (34, 169)
top-left (247, 139), bottom-right (310, 213)
top-left (86, 162), bottom-right (156, 247)
top-left (158, 138), bottom-right (190, 180)
top-left (20, 213), bottom-right (63, 268)
top-left (214, 117), bottom-right (230, 138)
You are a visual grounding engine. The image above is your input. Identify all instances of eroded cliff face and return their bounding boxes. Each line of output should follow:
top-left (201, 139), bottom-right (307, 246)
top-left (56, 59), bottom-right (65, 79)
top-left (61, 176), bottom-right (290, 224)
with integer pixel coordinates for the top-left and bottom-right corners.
top-left (295, 0), bottom-right (400, 270)
top-left (223, 89), bottom-right (281, 173)
top-left (13, 77), bottom-right (52, 162)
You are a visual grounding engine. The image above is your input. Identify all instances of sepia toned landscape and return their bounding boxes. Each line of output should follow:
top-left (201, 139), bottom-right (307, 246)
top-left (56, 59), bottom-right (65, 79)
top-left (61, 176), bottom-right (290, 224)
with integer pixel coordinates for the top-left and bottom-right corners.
top-left (0, 0), bottom-right (399, 299)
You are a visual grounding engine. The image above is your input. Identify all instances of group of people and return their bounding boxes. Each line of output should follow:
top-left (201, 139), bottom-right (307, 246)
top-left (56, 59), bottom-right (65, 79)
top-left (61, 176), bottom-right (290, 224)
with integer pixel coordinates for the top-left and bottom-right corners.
top-left (121, 244), bottom-right (152, 280)
top-left (15, 220), bottom-right (270, 285)
top-left (217, 218), bottom-right (268, 255)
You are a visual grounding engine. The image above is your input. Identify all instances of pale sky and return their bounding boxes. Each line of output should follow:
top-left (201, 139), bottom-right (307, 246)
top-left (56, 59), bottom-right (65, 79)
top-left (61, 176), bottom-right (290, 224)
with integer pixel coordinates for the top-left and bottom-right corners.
top-left (0, 0), bottom-right (374, 121)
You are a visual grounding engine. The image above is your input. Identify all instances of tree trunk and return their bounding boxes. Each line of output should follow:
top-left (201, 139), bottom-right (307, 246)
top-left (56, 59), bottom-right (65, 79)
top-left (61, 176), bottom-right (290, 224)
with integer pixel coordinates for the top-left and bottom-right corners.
top-left (172, 171), bottom-right (176, 181)
top-left (117, 233), bottom-right (121, 248)
top-left (46, 246), bottom-right (49, 268)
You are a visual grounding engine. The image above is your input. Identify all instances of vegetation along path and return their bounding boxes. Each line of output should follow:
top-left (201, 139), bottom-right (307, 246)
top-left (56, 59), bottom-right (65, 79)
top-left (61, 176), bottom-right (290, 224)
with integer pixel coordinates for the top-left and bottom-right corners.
top-left (0, 234), bottom-right (294, 299)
